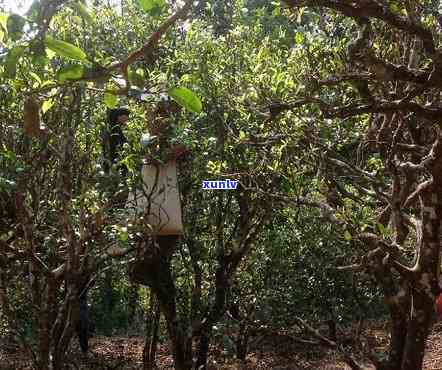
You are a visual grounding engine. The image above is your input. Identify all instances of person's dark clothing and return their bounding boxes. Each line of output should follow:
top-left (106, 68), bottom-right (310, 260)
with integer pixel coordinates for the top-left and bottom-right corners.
top-left (76, 295), bottom-right (89, 353)
top-left (108, 108), bottom-right (130, 124)
top-left (101, 123), bottom-right (128, 176)
top-left (75, 275), bottom-right (95, 354)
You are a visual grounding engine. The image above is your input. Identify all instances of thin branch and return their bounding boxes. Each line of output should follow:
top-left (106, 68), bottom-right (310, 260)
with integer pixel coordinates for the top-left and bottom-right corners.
top-left (357, 233), bottom-right (416, 280)
top-left (335, 264), bottom-right (364, 272)
top-left (317, 64), bottom-right (430, 86)
top-left (325, 100), bottom-right (442, 121)
top-left (247, 188), bottom-right (345, 227)
top-left (403, 180), bottom-right (431, 208)
top-left (107, 0), bottom-right (193, 92)
top-left (284, 0), bottom-right (436, 54)
top-left (265, 96), bottom-right (442, 123)
top-left (293, 317), bottom-right (364, 370)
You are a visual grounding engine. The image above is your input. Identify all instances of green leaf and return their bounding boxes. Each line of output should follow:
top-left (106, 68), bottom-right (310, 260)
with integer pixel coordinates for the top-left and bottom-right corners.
top-left (71, 2), bottom-right (93, 24)
top-left (295, 32), bottom-right (304, 45)
top-left (104, 93), bottom-right (118, 108)
top-left (0, 12), bottom-right (8, 43)
top-left (343, 230), bottom-right (352, 241)
top-left (149, 5), bottom-right (164, 17)
top-left (0, 12), bottom-right (8, 32)
top-left (6, 14), bottom-right (26, 41)
top-left (139, 0), bottom-right (154, 11)
top-left (41, 80), bottom-right (55, 88)
top-left (44, 36), bottom-right (87, 61)
top-left (0, 177), bottom-right (17, 191)
top-left (377, 223), bottom-right (387, 236)
top-left (32, 55), bottom-right (49, 67)
top-left (168, 87), bottom-right (202, 113)
top-left (389, 1), bottom-right (401, 14)
top-left (29, 71), bottom-right (42, 85)
top-left (56, 65), bottom-right (84, 82)
top-left (138, 0), bottom-right (165, 12)
top-left (3, 45), bottom-right (26, 78)
top-left (128, 68), bottom-right (145, 88)
top-left (118, 230), bottom-right (128, 242)
top-left (45, 48), bottom-right (56, 59)
top-left (42, 99), bottom-right (54, 114)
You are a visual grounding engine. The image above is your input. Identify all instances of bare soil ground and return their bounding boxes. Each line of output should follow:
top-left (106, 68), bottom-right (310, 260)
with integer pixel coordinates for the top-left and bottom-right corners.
top-left (1, 321), bottom-right (442, 369)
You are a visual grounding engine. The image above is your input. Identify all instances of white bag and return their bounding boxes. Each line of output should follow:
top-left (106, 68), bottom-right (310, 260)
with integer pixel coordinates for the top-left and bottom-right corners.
top-left (127, 160), bottom-right (183, 235)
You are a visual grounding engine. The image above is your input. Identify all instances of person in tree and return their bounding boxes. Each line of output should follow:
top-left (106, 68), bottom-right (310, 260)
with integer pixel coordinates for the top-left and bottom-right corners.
top-left (128, 99), bottom-right (191, 281)
top-left (143, 99), bottom-right (191, 164)
top-left (101, 107), bottom-right (130, 177)
top-left (101, 108), bottom-right (131, 209)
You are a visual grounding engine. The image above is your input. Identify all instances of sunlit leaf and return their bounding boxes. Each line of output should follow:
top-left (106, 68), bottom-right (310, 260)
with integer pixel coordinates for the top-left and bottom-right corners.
top-left (343, 230), bottom-right (352, 241)
top-left (71, 2), bottom-right (93, 24)
top-left (41, 80), bottom-right (55, 88)
top-left (295, 32), bottom-right (304, 45)
top-left (44, 36), bottom-right (87, 61)
top-left (139, 0), bottom-right (154, 11)
top-left (0, 12), bottom-right (8, 32)
top-left (0, 12), bottom-right (7, 43)
top-left (46, 48), bottom-right (56, 59)
top-left (29, 71), bottom-right (42, 85)
top-left (42, 99), bottom-right (54, 114)
top-left (168, 86), bottom-right (202, 113)
top-left (56, 65), bottom-right (84, 82)
top-left (297, 7), bottom-right (305, 23)
top-left (118, 230), bottom-right (128, 242)
top-left (104, 92), bottom-right (118, 108)
top-left (377, 223), bottom-right (387, 236)
top-left (138, 0), bottom-right (165, 12)
top-left (389, 1), bottom-right (401, 14)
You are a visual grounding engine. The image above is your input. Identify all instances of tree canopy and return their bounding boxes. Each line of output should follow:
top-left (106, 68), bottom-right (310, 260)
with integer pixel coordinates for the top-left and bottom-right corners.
top-left (1, 1), bottom-right (442, 370)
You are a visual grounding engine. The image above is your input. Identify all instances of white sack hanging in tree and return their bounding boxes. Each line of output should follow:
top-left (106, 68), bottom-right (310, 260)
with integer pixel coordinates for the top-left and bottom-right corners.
top-left (127, 160), bottom-right (184, 235)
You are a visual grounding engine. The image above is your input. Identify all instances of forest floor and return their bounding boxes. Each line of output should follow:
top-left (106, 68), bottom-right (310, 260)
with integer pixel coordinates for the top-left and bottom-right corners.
top-left (1, 321), bottom-right (442, 369)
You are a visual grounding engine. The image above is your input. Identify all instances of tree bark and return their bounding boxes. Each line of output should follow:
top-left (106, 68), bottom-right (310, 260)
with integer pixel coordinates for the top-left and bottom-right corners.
top-left (401, 292), bottom-right (433, 370)
top-left (143, 292), bottom-right (161, 370)
top-left (387, 308), bottom-right (407, 370)
top-left (195, 333), bottom-right (210, 370)
top-left (127, 282), bottom-right (139, 326)
top-left (236, 321), bottom-right (249, 360)
top-left (103, 268), bottom-right (115, 334)
top-left (195, 263), bottom-right (230, 369)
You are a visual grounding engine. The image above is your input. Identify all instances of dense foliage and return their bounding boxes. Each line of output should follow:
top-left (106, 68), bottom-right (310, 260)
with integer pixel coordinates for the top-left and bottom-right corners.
top-left (1, 1), bottom-right (442, 370)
